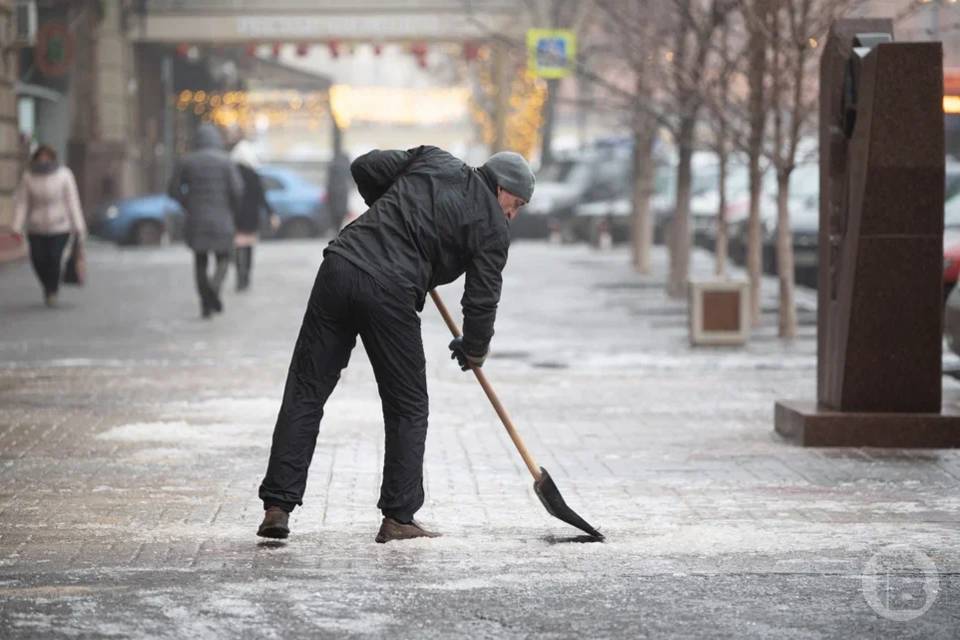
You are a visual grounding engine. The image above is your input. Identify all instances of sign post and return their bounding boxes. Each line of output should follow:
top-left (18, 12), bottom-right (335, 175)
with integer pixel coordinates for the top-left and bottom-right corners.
top-left (526, 29), bottom-right (576, 79)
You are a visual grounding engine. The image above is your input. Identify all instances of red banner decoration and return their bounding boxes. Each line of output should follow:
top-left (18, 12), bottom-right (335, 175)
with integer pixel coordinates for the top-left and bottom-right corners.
top-left (410, 42), bottom-right (428, 69)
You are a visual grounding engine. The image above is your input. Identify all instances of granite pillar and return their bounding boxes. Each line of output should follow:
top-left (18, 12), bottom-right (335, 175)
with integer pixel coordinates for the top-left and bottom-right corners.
top-left (775, 19), bottom-right (960, 446)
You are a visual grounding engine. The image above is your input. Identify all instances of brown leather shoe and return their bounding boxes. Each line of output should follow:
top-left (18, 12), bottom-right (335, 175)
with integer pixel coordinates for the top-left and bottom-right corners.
top-left (375, 517), bottom-right (441, 543)
top-left (257, 506), bottom-right (290, 539)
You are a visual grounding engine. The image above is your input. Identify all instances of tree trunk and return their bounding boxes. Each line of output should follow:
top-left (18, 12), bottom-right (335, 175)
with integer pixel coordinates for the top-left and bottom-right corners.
top-left (631, 115), bottom-right (656, 273)
top-left (714, 12), bottom-right (731, 278)
top-left (775, 171), bottom-right (797, 338)
top-left (668, 115), bottom-right (695, 298)
top-left (746, 161), bottom-right (763, 322)
top-left (745, 0), bottom-right (769, 326)
top-left (715, 151), bottom-right (728, 277)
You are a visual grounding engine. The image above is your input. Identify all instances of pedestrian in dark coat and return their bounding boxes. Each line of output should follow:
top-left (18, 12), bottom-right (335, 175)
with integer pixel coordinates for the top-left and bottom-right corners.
top-left (230, 139), bottom-right (275, 291)
top-left (168, 124), bottom-right (242, 317)
top-left (256, 145), bottom-right (535, 543)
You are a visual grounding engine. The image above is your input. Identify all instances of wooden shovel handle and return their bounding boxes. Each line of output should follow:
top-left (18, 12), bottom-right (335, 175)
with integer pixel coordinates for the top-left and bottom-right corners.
top-left (430, 289), bottom-right (542, 481)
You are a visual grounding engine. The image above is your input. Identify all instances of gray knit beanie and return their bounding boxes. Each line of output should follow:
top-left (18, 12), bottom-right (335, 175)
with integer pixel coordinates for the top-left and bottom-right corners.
top-left (482, 151), bottom-right (535, 202)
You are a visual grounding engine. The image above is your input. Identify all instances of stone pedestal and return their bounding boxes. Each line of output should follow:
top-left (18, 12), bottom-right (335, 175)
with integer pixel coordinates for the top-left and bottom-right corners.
top-left (775, 401), bottom-right (960, 447)
top-left (774, 20), bottom-right (960, 447)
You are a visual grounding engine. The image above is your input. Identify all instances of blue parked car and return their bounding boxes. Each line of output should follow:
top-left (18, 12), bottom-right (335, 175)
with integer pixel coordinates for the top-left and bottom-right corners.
top-left (92, 166), bottom-right (329, 245)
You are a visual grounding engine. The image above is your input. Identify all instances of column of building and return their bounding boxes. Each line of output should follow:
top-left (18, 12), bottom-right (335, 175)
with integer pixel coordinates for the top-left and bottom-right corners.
top-left (93, 0), bottom-right (139, 200)
top-left (67, 0), bottom-right (140, 214)
top-left (0, 0), bottom-right (22, 262)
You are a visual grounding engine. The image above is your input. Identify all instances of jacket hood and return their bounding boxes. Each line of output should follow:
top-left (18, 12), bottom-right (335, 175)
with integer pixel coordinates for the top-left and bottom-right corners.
top-left (194, 124), bottom-right (224, 151)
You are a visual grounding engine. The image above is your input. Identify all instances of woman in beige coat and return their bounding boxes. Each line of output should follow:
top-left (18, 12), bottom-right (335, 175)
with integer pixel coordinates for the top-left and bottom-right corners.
top-left (12, 145), bottom-right (86, 306)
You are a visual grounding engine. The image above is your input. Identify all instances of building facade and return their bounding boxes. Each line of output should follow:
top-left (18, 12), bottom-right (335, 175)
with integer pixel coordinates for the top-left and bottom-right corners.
top-left (0, 0), bottom-right (18, 235)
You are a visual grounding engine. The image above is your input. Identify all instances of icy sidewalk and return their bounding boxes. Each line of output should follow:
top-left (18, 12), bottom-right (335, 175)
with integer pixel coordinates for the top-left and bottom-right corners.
top-left (0, 240), bottom-right (958, 638)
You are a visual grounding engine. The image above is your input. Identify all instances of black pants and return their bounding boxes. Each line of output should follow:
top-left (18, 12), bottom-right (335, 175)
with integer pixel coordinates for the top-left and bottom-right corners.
top-left (259, 255), bottom-right (428, 522)
top-left (193, 251), bottom-right (230, 314)
top-left (28, 233), bottom-right (70, 296)
top-left (235, 246), bottom-right (253, 291)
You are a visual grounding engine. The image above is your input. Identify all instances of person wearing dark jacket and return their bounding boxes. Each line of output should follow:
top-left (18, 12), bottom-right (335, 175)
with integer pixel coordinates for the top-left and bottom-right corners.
top-left (230, 139), bottom-right (276, 291)
top-left (256, 145), bottom-right (535, 543)
top-left (168, 124), bottom-right (242, 317)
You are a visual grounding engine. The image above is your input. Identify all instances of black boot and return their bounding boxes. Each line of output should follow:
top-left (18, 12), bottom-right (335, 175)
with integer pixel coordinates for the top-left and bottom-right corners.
top-left (236, 247), bottom-right (251, 291)
top-left (210, 290), bottom-right (223, 313)
top-left (257, 506), bottom-right (290, 539)
top-left (200, 293), bottom-right (212, 319)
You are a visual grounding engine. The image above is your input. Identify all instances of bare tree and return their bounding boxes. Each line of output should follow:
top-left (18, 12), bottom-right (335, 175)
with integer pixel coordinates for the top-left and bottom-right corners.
top-left (590, 0), bottom-right (669, 273)
top-left (752, 0), bottom-right (850, 337)
top-left (630, 104), bottom-right (660, 273)
top-left (742, 0), bottom-right (771, 326)
top-left (584, 0), bottom-right (733, 286)
top-left (702, 0), bottom-right (772, 325)
top-left (701, 11), bottom-right (739, 277)
top-left (690, 1), bottom-right (768, 300)
top-left (664, 0), bottom-right (734, 297)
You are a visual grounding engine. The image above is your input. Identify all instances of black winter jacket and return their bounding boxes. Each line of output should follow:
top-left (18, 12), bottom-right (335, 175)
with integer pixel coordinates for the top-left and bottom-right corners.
top-left (324, 145), bottom-right (509, 356)
top-left (234, 164), bottom-right (271, 234)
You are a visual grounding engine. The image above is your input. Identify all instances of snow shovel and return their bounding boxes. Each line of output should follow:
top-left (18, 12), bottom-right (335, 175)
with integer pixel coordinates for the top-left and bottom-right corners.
top-left (430, 290), bottom-right (604, 541)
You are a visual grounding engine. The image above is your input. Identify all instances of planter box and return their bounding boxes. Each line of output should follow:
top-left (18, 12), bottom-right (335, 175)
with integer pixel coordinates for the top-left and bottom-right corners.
top-left (688, 279), bottom-right (750, 346)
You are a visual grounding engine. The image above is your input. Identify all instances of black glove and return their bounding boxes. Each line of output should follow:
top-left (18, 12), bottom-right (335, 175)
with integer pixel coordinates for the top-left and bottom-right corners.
top-left (448, 337), bottom-right (487, 371)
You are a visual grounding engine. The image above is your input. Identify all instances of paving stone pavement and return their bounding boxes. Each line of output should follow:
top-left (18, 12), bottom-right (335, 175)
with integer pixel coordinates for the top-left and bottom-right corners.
top-left (2, 238), bottom-right (960, 638)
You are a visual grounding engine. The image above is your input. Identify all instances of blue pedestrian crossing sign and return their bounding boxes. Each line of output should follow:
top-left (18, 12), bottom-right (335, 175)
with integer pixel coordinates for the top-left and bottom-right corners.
top-left (527, 29), bottom-right (577, 79)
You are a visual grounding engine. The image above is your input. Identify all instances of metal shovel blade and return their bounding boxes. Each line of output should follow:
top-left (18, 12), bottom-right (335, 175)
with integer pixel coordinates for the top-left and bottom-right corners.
top-left (533, 467), bottom-right (604, 541)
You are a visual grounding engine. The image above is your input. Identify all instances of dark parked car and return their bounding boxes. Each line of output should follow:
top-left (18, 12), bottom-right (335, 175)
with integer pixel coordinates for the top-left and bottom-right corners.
top-left (760, 197), bottom-right (819, 287)
top-left (941, 196), bottom-right (960, 301)
top-left (515, 145), bottom-right (633, 240)
top-left (569, 152), bottom-right (725, 247)
top-left (570, 163), bottom-right (676, 246)
top-left (689, 164), bottom-right (756, 250)
top-left (92, 166), bottom-right (328, 245)
top-left (944, 239), bottom-right (960, 303)
top-left (935, 190), bottom-right (960, 355)
top-left (726, 191), bottom-right (818, 287)
top-left (728, 165), bottom-right (813, 270)
top-left (738, 160), bottom-right (960, 289)
top-left (944, 272), bottom-right (960, 357)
